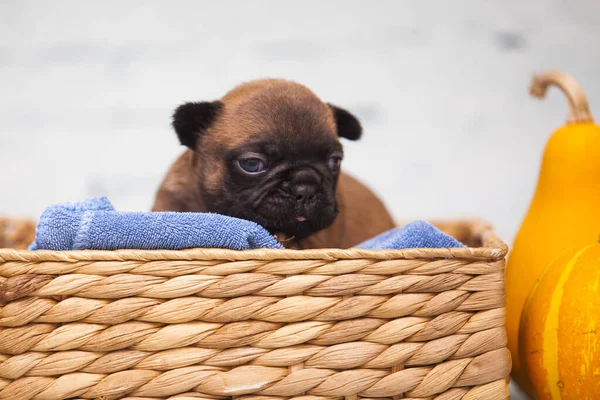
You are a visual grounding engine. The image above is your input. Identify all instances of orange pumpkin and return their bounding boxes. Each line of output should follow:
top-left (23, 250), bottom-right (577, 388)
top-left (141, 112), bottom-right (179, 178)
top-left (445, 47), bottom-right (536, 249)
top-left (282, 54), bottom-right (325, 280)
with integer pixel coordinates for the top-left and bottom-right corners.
top-left (520, 242), bottom-right (600, 399)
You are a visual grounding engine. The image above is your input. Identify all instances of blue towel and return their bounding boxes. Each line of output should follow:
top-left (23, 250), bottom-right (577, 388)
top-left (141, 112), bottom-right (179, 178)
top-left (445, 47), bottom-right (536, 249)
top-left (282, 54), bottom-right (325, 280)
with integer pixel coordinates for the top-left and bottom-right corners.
top-left (355, 220), bottom-right (465, 250)
top-left (30, 197), bottom-right (283, 251)
top-left (29, 197), bottom-right (464, 251)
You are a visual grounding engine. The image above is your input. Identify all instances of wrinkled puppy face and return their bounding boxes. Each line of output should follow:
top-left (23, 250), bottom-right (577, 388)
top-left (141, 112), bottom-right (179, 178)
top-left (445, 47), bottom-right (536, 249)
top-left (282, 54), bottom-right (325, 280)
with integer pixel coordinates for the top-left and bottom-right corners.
top-left (172, 80), bottom-right (362, 239)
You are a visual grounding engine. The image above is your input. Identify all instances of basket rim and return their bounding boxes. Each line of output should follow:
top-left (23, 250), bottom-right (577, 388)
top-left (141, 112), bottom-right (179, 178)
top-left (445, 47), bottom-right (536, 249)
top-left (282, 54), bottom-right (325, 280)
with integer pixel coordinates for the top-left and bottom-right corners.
top-left (0, 219), bottom-right (507, 262)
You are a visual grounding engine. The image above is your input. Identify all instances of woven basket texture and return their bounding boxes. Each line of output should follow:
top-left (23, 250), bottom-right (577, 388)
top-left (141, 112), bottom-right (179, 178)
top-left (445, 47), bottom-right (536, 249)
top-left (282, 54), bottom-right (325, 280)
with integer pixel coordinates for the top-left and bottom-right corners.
top-left (0, 218), bottom-right (511, 400)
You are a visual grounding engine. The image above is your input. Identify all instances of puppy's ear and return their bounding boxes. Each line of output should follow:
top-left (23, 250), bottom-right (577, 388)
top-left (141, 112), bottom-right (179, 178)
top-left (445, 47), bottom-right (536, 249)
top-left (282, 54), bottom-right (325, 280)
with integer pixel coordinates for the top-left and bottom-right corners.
top-left (328, 104), bottom-right (362, 141)
top-left (172, 101), bottom-right (224, 149)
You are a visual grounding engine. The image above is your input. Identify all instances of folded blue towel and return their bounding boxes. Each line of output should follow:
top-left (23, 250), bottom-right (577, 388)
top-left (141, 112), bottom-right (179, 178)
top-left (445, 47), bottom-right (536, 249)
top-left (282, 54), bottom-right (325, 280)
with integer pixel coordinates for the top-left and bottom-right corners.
top-left (30, 197), bottom-right (464, 251)
top-left (355, 220), bottom-right (465, 250)
top-left (30, 197), bottom-right (283, 251)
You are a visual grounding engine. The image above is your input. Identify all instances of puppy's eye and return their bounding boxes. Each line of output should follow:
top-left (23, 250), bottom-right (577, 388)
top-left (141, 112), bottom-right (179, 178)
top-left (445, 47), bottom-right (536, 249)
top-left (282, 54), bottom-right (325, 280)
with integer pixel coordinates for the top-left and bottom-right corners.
top-left (238, 158), bottom-right (266, 174)
top-left (327, 156), bottom-right (342, 172)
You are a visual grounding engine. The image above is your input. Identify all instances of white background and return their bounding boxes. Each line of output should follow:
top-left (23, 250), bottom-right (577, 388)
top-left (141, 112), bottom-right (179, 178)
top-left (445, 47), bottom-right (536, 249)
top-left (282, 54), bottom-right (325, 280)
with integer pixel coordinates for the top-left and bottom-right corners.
top-left (2, 2), bottom-right (599, 397)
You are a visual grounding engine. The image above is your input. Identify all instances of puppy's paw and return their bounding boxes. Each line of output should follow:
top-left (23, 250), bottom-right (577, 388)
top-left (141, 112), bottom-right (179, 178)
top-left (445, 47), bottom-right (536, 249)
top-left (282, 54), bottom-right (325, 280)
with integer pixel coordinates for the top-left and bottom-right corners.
top-left (272, 232), bottom-right (300, 250)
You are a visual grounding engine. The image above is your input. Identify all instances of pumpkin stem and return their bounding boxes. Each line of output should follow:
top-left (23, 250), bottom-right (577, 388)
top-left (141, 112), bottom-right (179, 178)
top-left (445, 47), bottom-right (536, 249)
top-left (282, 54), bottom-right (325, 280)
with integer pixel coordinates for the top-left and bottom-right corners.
top-left (530, 70), bottom-right (594, 124)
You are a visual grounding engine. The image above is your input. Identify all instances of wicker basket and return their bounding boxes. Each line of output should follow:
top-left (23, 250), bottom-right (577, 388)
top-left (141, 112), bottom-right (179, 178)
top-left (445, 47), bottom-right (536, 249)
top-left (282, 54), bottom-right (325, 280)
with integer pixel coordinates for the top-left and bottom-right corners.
top-left (0, 218), bottom-right (36, 250)
top-left (0, 218), bottom-right (511, 400)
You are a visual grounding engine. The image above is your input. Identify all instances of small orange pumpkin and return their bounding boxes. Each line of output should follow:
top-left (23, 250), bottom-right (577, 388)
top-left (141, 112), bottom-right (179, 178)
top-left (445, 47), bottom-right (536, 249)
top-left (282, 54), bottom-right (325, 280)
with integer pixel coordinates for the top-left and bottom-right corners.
top-left (520, 242), bottom-right (600, 399)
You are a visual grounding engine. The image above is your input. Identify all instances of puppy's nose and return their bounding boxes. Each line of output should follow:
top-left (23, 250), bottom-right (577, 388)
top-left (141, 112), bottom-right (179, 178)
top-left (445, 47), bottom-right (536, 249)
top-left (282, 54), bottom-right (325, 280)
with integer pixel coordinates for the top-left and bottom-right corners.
top-left (293, 184), bottom-right (317, 202)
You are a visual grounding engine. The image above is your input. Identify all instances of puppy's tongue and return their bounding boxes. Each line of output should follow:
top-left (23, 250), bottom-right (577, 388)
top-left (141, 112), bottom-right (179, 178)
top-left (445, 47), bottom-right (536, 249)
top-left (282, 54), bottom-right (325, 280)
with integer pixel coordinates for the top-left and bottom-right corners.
top-left (296, 216), bottom-right (307, 222)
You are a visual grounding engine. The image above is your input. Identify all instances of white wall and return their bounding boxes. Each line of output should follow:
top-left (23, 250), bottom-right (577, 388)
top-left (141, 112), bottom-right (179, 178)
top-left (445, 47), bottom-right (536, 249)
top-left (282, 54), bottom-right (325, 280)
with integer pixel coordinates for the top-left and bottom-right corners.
top-left (2, 0), bottom-right (600, 248)
top-left (3, 1), bottom-right (599, 397)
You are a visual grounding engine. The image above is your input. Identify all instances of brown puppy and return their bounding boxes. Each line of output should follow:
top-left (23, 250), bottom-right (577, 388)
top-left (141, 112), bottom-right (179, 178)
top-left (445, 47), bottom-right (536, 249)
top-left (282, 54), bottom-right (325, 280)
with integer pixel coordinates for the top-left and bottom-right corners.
top-left (152, 79), bottom-right (395, 249)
